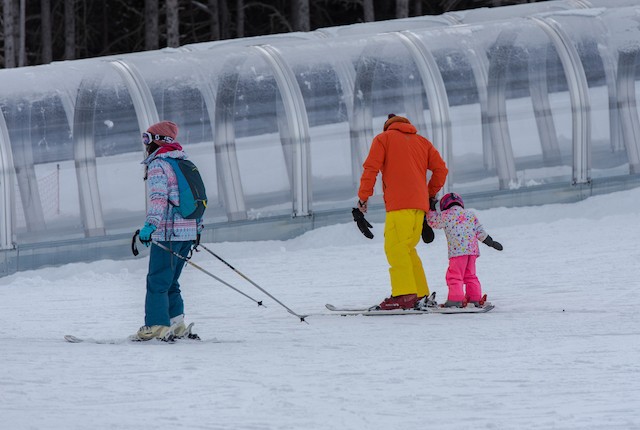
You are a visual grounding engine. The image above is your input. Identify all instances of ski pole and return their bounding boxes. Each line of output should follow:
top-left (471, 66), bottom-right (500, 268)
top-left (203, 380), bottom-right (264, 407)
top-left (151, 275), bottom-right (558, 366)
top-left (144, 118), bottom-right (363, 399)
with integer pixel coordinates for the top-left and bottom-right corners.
top-left (131, 231), bottom-right (266, 308)
top-left (198, 243), bottom-right (309, 323)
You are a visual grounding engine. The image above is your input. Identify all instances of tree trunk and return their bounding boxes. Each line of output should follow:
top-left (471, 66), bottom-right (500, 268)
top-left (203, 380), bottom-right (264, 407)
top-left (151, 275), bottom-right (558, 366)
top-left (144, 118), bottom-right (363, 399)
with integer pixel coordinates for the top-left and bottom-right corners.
top-left (166, 0), bottom-right (179, 47)
top-left (292, 0), bottom-right (310, 32)
top-left (396, 0), bottom-right (409, 18)
top-left (145, 0), bottom-right (159, 50)
top-left (208, 0), bottom-right (220, 41)
top-left (220, 0), bottom-right (230, 39)
top-left (3, 0), bottom-right (16, 67)
top-left (41, 0), bottom-right (52, 63)
top-left (64, 0), bottom-right (75, 60)
top-left (412, 0), bottom-right (422, 16)
top-left (236, 0), bottom-right (244, 38)
top-left (363, 0), bottom-right (374, 22)
top-left (18, 0), bottom-right (25, 66)
top-left (102, 1), bottom-right (108, 54)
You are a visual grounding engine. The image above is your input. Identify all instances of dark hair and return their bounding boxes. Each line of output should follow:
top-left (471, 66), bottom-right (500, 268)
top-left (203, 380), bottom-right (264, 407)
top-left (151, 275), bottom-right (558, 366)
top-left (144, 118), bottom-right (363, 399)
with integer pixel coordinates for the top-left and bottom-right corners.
top-left (146, 141), bottom-right (160, 155)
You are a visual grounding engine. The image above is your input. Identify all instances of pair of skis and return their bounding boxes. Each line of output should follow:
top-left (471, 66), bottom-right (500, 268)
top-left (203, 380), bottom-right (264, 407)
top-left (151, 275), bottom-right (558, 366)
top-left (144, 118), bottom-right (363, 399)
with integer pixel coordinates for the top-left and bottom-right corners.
top-left (324, 292), bottom-right (494, 316)
top-left (64, 323), bottom-right (201, 344)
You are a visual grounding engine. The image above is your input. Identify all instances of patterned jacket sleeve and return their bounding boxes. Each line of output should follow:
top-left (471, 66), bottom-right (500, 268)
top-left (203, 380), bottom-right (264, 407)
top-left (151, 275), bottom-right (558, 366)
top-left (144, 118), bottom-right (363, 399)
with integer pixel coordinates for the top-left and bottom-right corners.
top-left (426, 209), bottom-right (445, 229)
top-left (145, 159), bottom-right (169, 228)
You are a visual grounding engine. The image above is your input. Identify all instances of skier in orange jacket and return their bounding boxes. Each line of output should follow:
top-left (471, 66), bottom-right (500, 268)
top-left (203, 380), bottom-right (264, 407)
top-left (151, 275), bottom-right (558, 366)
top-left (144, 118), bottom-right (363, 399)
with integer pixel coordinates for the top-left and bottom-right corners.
top-left (357, 114), bottom-right (448, 310)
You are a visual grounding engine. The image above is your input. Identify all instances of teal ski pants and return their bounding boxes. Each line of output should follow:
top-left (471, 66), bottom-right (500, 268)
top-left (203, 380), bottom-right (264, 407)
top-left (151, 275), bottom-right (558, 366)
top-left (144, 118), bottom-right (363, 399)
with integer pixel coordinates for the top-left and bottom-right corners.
top-left (145, 241), bottom-right (192, 326)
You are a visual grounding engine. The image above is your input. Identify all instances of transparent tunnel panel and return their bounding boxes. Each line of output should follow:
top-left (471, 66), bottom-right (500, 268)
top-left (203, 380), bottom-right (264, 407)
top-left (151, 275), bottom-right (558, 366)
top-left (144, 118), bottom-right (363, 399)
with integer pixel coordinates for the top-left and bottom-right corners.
top-left (2, 1), bottom-right (640, 276)
top-left (79, 65), bottom-right (146, 236)
top-left (365, 35), bottom-right (431, 136)
top-left (207, 47), bottom-right (294, 220)
top-left (469, 19), bottom-right (573, 190)
top-left (0, 64), bottom-right (83, 244)
top-left (127, 52), bottom-right (215, 146)
top-left (597, 7), bottom-right (640, 176)
top-left (413, 26), bottom-right (490, 194)
top-left (506, 20), bottom-right (574, 187)
top-left (546, 10), bottom-right (627, 180)
top-left (275, 37), bottom-right (356, 212)
top-left (124, 52), bottom-right (220, 223)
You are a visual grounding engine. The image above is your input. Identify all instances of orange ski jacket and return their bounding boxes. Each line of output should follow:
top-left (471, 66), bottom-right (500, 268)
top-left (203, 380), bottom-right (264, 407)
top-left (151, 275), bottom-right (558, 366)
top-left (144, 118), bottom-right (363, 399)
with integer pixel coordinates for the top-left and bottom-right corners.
top-left (358, 117), bottom-right (448, 213)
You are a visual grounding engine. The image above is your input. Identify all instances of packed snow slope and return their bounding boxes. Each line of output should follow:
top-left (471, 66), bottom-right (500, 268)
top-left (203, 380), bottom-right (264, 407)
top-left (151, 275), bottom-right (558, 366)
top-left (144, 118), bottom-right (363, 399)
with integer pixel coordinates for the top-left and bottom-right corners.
top-left (2, 187), bottom-right (639, 430)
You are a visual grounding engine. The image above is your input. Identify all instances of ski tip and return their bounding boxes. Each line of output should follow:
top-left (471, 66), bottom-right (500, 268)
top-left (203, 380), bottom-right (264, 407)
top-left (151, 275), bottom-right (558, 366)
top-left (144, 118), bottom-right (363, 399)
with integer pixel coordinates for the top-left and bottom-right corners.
top-left (64, 335), bottom-right (83, 343)
top-left (325, 304), bottom-right (337, 311)
top-left (482, 303), bottom-right (495, 312)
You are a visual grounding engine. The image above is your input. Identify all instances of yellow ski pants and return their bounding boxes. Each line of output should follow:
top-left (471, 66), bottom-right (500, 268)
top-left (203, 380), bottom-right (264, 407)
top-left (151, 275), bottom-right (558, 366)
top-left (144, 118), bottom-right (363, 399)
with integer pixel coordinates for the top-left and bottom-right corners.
top-left (383, 209), bottom-right (429, 297)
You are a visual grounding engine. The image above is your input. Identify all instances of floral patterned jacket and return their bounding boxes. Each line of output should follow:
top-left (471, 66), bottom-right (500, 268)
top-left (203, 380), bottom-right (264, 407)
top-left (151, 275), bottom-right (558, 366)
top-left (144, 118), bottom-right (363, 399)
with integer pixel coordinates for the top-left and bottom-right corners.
top-left (427, 206), bottom-right (488, 259)
top-left (143, 148), bottom-right (202, 242)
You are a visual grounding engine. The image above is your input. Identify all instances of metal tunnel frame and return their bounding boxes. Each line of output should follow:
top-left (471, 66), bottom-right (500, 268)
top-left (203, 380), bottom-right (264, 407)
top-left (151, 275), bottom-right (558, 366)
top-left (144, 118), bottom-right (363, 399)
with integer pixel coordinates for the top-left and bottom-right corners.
top-left (531, 15), bottom-right (591, 185)
top-left (616, 49), bottom-right (640, 174)
top-left (74, 60), bottom-right (160, 237)
top-left (0, 111), bottom-right (16, 250)
top-left (213, 44), bottom-right (313, 221)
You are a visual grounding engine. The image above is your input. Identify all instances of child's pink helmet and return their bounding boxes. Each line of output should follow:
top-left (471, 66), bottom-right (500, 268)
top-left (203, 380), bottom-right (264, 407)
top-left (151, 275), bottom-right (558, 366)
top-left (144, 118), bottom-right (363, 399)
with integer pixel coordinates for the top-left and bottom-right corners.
top-left (440, 193), bottom-right (464, 211)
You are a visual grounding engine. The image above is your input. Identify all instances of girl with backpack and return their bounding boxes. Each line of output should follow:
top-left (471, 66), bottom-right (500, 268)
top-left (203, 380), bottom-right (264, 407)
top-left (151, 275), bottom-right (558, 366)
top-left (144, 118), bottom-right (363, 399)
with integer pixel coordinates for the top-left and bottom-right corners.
top-left (135, 121), bottom-right (203, 341)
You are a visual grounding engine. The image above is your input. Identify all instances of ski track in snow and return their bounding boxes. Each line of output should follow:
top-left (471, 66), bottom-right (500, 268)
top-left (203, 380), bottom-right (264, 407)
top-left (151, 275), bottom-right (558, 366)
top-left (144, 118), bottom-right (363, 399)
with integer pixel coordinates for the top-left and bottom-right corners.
top-left (1, 189), bottom-right (640, 429)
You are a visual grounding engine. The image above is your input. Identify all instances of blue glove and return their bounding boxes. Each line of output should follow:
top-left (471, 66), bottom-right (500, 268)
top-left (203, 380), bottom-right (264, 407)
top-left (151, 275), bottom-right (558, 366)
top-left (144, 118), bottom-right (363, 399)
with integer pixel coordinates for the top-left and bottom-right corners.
top-left (139, 223), bottom-right (157, 247)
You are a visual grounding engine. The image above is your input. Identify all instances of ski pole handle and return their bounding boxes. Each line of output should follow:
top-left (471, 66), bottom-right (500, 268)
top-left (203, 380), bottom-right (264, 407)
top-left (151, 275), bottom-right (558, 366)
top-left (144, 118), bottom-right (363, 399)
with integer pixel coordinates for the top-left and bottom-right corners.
top-left (132, 230), bottom-right (141, 256)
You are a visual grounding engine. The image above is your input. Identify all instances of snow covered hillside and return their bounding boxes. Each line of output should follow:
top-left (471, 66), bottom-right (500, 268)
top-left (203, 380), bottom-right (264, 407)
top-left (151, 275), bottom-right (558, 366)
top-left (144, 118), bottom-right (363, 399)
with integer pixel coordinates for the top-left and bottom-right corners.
top-left (2, 187), bottom-right (639, 430)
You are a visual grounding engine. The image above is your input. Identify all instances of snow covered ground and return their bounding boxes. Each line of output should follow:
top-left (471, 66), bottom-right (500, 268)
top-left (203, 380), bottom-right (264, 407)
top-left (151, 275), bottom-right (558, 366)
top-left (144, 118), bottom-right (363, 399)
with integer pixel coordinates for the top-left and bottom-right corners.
top-left (2, 187), bottom-right (640, 430)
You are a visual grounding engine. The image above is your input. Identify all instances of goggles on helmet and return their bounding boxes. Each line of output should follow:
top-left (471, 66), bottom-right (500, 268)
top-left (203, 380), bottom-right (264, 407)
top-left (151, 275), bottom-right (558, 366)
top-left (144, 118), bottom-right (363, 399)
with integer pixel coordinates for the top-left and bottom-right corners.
top-left (142, 132), bottom-right (174, 145)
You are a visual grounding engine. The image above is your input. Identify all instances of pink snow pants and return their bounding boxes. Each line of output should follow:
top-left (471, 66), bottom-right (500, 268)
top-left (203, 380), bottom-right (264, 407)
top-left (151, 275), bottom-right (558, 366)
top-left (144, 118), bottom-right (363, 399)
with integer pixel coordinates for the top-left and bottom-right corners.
top-left (446, 255), bottom-right (481, 302)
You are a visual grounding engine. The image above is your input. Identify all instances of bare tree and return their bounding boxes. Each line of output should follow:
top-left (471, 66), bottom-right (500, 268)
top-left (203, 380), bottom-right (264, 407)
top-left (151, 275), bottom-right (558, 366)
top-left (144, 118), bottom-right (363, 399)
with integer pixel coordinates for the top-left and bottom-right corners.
top-left (412, 0), bottom-right (422, 16)
top-left (166, 0), bottom-right (179, 47)
top-left (291, 0), bottom-right (310, 32)
top-left (208, 0), bottom-right (220, 41)
top-left (17, 0), bottom-right (25, 66)
top-left (220, 0), bottom-right (230, 39)
top-left (3, 0), bottom-right (16, 67)
top-left (396, 0), bottom-right (409, 18)
top-left (41, 0), bottom-right (52, 63)
top-left (363, 0), bottom-right (374, 22)
top-left (145, 0), bottom-right (159, 50)
top-left (236, 0), bottom-right (244, 37)
top-left (64, 0), bottom-right (75, 60)
top-left (2, 0), bottom-right (545, 68)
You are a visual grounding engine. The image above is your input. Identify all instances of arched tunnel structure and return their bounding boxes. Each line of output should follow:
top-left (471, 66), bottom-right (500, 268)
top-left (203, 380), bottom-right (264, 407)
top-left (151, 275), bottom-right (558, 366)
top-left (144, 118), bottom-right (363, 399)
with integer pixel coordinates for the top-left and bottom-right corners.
top-left (1, 0), bottom-right (640, 275)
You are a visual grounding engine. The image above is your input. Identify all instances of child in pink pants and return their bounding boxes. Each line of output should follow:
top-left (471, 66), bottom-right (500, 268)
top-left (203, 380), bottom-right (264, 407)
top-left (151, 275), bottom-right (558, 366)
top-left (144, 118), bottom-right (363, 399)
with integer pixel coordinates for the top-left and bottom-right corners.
top-left (427, 193), bottom-right (503, 307)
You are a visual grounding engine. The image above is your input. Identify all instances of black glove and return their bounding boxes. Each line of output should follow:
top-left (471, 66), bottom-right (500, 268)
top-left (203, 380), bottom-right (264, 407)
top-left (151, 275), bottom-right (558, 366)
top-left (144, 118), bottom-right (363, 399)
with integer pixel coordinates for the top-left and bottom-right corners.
top-left (421, 217), bottom-right (434, 243)
top-left (483, 235), bottom-right (503, 251)
top-left (429, 197), bottom-right (438, 211)
top-left (352, 208), bottom-right (374, 239)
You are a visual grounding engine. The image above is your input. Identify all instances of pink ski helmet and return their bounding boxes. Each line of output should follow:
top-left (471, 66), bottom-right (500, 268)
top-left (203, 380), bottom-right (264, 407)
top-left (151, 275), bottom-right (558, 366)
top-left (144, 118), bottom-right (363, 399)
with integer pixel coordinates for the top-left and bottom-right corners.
top-left (440, 193), bottom-right (464, 211)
